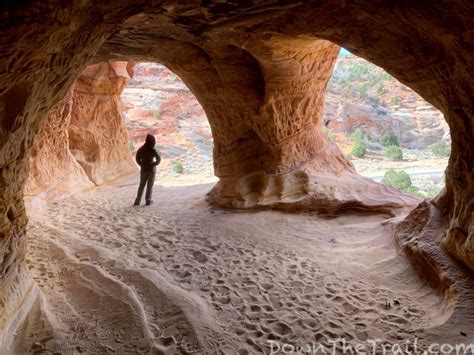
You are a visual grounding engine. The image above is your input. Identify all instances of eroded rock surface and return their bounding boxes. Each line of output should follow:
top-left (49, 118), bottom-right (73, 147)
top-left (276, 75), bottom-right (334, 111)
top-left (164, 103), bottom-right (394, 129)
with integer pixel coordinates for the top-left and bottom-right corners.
top-left (25, 88), bottom-right (92, 198)
top-left (0, 1), bottom-right (473, 350)
top-left (69, 61), bottom-right (136, 185)
top-left (26, 61), bottom-right (137, 199)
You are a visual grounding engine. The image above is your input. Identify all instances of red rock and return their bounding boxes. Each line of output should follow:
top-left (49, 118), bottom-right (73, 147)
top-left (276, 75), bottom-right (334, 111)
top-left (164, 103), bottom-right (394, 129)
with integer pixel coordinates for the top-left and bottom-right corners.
top-left (25, 87), bottom-right (92, 198)
top-left (0, 2), bottom-right (473, 346)
top-left (68, 61), bottom-right (137, 185)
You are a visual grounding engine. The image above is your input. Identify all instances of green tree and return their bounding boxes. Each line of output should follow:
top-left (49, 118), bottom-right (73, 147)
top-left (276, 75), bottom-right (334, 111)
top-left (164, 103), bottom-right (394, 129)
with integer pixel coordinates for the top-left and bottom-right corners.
top-left (425, 185), bottom-right (443, 198)
top-left (379, 134), bottom-right (399, 147)
top-left (382, 170), bottom-right (412, 191)
top-left (431, 141), bottom-right (451, 157)
top-left (406, 186), bottom-right (424, 197)
top-left (351, 141), bottom-right (366, 158)
top-left (352, 128), bottom-right (364, 142)
top-left (173, 162), bottom-right (184, 174)
top-left (384, 145), bottom-right (403, 161)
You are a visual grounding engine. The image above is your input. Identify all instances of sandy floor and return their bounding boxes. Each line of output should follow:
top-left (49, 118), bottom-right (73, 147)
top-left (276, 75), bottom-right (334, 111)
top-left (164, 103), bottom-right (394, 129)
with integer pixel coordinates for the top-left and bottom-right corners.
top-left (14, 175), bottom-right (454, 354)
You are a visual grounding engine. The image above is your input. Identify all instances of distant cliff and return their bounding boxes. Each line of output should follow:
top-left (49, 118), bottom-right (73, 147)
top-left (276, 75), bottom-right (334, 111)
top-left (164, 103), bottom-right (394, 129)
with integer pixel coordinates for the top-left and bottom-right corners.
top-left (323, 54), bottom-right (450, 149)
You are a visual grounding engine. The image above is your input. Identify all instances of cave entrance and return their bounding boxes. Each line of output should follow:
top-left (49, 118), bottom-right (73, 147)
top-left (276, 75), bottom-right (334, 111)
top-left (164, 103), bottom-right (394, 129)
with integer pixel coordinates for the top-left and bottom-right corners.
top-left (121, 63), bottom-right (217, 187)
top-left (322, 48), bottom-right (451, 198)
top-left (5, 8), bottom-right (471, 352)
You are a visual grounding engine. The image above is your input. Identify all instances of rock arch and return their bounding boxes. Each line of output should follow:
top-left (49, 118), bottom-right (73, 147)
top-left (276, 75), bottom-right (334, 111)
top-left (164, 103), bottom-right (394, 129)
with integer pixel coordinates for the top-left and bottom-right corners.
top-left (0, 0), bottom-right (473, 347)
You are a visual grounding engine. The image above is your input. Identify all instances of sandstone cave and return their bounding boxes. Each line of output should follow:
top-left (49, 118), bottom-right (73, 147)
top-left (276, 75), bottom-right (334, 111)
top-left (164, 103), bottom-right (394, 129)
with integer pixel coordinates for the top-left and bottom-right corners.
top-left (1, 1), bottom-right (473, 354)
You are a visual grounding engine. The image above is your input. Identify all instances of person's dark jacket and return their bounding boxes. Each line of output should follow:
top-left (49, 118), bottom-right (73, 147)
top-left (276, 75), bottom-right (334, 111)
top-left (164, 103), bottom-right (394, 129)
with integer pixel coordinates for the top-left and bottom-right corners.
top-left (136, 134), bottom-right (161, 173)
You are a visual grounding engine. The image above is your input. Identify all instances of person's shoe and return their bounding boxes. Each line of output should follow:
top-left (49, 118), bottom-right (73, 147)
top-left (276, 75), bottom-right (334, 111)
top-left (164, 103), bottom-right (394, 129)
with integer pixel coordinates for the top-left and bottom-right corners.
top-left (133, 201), bottom-right (140, 206)
top-left (146, 200), bottom-right (154, 206)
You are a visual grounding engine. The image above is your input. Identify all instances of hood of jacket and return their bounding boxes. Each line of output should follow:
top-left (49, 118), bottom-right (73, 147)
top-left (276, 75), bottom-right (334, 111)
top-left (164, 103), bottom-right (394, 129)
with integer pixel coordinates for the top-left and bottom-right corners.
top-left (145, 134), bottom-right (156, 148)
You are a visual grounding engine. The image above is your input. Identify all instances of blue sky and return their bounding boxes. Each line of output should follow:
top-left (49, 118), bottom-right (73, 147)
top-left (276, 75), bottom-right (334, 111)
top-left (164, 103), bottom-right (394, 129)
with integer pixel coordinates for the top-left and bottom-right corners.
top-left (339, 48), bottom-right (353, 57)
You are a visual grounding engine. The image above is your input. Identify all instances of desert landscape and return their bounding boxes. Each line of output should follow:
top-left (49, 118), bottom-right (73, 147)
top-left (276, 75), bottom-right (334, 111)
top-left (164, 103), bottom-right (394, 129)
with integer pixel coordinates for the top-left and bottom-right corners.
top-left (1, 2), bottom-right (474, 355)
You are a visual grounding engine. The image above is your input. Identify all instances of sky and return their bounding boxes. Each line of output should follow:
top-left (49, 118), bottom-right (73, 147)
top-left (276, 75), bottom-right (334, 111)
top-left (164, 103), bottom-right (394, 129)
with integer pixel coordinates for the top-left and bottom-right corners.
top-left (339, 48), bottom-right (353, 57)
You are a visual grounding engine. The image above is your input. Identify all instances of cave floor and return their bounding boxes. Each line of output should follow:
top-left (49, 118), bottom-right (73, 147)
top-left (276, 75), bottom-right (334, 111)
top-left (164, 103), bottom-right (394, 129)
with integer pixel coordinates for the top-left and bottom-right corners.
top-left (15, 175), bottom-right (455, 354)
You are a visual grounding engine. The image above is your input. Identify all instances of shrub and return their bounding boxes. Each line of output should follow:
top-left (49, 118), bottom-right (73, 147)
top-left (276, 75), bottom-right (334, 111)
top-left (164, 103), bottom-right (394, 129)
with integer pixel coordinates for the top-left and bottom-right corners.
top-left (425, 185), bottom-right (443, 198)
top-left (154, 111), bottom-right (161, 120)
top-left (128, 141), bottom-right (135, 152)
top-left (406, 186), bottom-right (424, 197)
top-left (384, 145), bottom-right (403, 161)
top-left (379, 134), bottom-right (399, 147)
top-left (351, 128), bottom-right (364, 142)
top-left (391, 96), bottom-right (401, 105)
top-left (173, 162), bottom-right (184, 174)
top-left (376, 83), bottom-right (385, 95)
top-left (355, 82), bottom-right (370, 99)
top-left (379, 73), bottom-right (390, 81)
top-left (347, 62), bottom-right (370, 81)
top-left (351, 141), bottom-right (366, 158)
top-left (382, 170), bottom-right (412, 191)
top-left (321, 126), bottom-right (336, 141)
top-left (431, 141), bottom-right (451, 157)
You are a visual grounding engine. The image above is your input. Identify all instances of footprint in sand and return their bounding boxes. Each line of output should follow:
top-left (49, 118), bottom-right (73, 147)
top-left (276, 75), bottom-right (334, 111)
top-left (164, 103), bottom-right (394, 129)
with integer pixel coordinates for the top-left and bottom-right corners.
top-left (271, 322), bottom-right (292, 336)
top-left (192, 251), bottom-right (208, 263)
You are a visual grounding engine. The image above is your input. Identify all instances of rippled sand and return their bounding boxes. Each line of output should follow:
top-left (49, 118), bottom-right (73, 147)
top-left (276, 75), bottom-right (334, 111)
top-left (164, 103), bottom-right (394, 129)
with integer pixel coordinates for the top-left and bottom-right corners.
top-left (13, 175), bottom-right (460, 354)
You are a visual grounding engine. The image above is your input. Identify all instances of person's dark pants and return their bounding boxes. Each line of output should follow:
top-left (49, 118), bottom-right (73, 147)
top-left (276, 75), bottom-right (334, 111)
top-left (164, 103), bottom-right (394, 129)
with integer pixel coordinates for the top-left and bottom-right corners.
top-left (135, 170), bottom-right (156, 204)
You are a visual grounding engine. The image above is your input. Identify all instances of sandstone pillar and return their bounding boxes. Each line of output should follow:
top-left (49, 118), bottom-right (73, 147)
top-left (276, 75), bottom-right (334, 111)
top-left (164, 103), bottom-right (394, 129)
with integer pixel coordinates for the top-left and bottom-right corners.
top-left (68, 61), bottom-right (137, 185)
top-left (430, 109), bottom-right (474, 272)
top-left (157, 38), bottom-right (419, 212)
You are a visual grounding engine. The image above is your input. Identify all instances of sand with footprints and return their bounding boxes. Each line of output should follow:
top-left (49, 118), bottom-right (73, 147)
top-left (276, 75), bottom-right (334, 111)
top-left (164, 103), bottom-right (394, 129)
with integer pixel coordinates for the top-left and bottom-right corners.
top-left (12, 174), bottom-right (459, 354)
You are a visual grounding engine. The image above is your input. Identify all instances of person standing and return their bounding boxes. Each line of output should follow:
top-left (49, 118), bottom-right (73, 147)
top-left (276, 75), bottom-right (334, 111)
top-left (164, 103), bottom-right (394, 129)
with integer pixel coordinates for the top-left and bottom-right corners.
top-left (134, 134), bottom-right (161, 206)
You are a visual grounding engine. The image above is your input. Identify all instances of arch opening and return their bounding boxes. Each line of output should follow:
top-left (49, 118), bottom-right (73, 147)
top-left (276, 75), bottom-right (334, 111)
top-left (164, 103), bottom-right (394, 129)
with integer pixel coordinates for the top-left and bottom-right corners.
top-left (122, 62), bottom-right (216, 187)
top-left (322, 48), bottom-right (451, 199)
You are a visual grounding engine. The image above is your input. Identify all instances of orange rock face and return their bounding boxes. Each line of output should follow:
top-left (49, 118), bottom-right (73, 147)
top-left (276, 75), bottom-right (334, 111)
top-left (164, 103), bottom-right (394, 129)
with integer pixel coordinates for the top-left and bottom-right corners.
top-left (26, 61), bottom-right (137, 199)
top-left (0, 0), bottom-right (473, 347)
top-left (25, 88), bottom-right (92, 198)
top-left (68, 61), bottom-right (136, 185)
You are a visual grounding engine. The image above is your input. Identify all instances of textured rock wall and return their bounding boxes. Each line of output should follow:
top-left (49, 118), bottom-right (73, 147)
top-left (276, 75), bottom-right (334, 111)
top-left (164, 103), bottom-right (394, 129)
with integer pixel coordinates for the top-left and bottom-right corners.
top-left (69, 61), bottom-right (136, 185)
top-left (324, 93), bottom-right (449, 150)
top-left (0, 3), bottom-right (150, 344)
top-left (158, 38), bottom-right (354, 207)
top-left (24, 88), bottom-right (92, 198)
top-left (24, 61), bottom-right (137, 199)
top-left (276, 1), bottom-right (473, 273)
top-left (0, 1), bottom-right (473, 347)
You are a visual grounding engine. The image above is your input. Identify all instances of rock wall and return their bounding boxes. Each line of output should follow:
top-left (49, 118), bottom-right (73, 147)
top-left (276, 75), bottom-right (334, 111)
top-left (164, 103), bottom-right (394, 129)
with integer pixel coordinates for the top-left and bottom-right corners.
top-left (0, 1), bottom-right (473, 348)
top-left (324, 92), bottom-right (450, 150)
top-left (24, 88), bottom-right (92, 199)
top-left (25, 61), bottom-right (137, 199)
top-left (323, 55), bottom-right (450, 150)
top-left (69, 61), bottom-right (136, 185)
